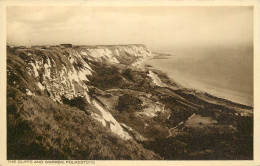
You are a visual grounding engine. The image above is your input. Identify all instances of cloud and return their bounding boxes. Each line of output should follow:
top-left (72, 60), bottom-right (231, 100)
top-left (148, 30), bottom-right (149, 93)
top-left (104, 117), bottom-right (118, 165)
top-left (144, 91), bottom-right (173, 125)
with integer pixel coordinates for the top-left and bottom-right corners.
top-left (7, 6), bottom-right (253, 52)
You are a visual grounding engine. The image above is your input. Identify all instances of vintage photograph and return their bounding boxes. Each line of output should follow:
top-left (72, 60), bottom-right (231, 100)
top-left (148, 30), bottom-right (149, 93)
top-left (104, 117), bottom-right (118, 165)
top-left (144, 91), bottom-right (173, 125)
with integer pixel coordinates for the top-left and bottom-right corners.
top-left (6, 5), bottom-right (254, 160)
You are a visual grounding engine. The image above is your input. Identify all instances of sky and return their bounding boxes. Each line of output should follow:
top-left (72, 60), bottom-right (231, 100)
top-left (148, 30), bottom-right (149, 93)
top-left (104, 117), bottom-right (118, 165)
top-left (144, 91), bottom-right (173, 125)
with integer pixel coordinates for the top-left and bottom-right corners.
top-left (7, 6), bottom-right (253, 52)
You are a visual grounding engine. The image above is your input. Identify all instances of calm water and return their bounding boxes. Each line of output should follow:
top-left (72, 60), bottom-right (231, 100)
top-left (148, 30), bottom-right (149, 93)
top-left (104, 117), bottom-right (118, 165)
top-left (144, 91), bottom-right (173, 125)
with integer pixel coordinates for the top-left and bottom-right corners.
top-left (146, 47), bottom-right (253, 106)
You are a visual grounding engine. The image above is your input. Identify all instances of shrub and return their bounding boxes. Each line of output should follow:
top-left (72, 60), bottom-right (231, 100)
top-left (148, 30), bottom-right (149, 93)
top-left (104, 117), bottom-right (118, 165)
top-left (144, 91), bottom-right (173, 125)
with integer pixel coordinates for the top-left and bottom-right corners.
top-left (115, 94), bottom-right (142, 112)
top-left (61, 96), bottom-right (87, 111)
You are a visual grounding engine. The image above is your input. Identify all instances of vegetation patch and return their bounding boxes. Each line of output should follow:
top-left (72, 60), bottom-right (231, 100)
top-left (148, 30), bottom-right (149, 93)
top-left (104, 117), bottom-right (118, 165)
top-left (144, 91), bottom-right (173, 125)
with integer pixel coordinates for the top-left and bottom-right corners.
top-left (115, 94), bottom-right (143, 112)
top-left (61, 96), bottom-right (88, 112)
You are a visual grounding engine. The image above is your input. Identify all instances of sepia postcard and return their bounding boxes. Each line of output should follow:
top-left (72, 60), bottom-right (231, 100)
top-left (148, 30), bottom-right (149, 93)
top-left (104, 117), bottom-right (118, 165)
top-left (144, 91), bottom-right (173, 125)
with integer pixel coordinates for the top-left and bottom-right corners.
top-left (0, 0), bottom-right (259, 166)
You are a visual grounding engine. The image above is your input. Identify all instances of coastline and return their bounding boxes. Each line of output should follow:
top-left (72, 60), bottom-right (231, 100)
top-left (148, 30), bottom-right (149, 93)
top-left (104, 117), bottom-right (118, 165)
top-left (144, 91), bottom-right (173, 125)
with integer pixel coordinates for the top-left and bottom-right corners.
top-left (138, 53), bottom-right (253, 107)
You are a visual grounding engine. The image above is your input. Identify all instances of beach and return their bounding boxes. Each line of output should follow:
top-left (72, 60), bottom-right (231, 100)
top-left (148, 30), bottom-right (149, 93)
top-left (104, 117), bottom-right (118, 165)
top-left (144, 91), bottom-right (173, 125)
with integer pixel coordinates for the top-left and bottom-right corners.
top-left (142, 48), bottom-right (253, 106)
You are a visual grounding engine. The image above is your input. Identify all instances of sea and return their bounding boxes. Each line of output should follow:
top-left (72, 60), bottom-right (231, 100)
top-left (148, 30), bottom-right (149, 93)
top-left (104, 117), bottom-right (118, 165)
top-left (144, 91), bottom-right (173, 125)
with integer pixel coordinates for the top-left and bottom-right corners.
top-left (145, 47), bottom-right (253, 106)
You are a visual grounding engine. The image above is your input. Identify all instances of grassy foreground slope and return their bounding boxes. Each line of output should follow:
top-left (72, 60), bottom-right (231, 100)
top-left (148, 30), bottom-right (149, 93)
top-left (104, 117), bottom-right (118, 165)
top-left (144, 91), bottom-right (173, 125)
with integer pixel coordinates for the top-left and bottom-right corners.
top-left (7, 87), bottom-right (160, 160)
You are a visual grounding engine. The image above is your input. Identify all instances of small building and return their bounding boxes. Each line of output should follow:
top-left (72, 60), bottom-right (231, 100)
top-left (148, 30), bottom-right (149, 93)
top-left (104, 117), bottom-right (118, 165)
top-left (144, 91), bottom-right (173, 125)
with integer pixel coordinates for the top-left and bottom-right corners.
top-left (60, 44), bottom-right (73, 48)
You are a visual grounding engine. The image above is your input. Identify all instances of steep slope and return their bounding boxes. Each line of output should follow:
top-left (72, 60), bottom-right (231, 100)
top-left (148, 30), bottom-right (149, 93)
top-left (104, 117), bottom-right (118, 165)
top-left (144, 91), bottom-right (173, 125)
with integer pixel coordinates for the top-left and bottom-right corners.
top-left (7, 45), bottom-right (151, 140)
top-left (7, 44), bottom-right (253, 160)
top-left (7, 45), bottom-right (159, 159)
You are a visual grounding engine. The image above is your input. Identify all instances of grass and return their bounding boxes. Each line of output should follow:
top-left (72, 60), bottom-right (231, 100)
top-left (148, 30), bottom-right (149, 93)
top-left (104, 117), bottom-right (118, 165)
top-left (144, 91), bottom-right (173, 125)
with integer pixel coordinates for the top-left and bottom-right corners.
top-left (115, 94), bottom-right (143, 112)
top-left (7, 92), bottom-right (160, 159)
